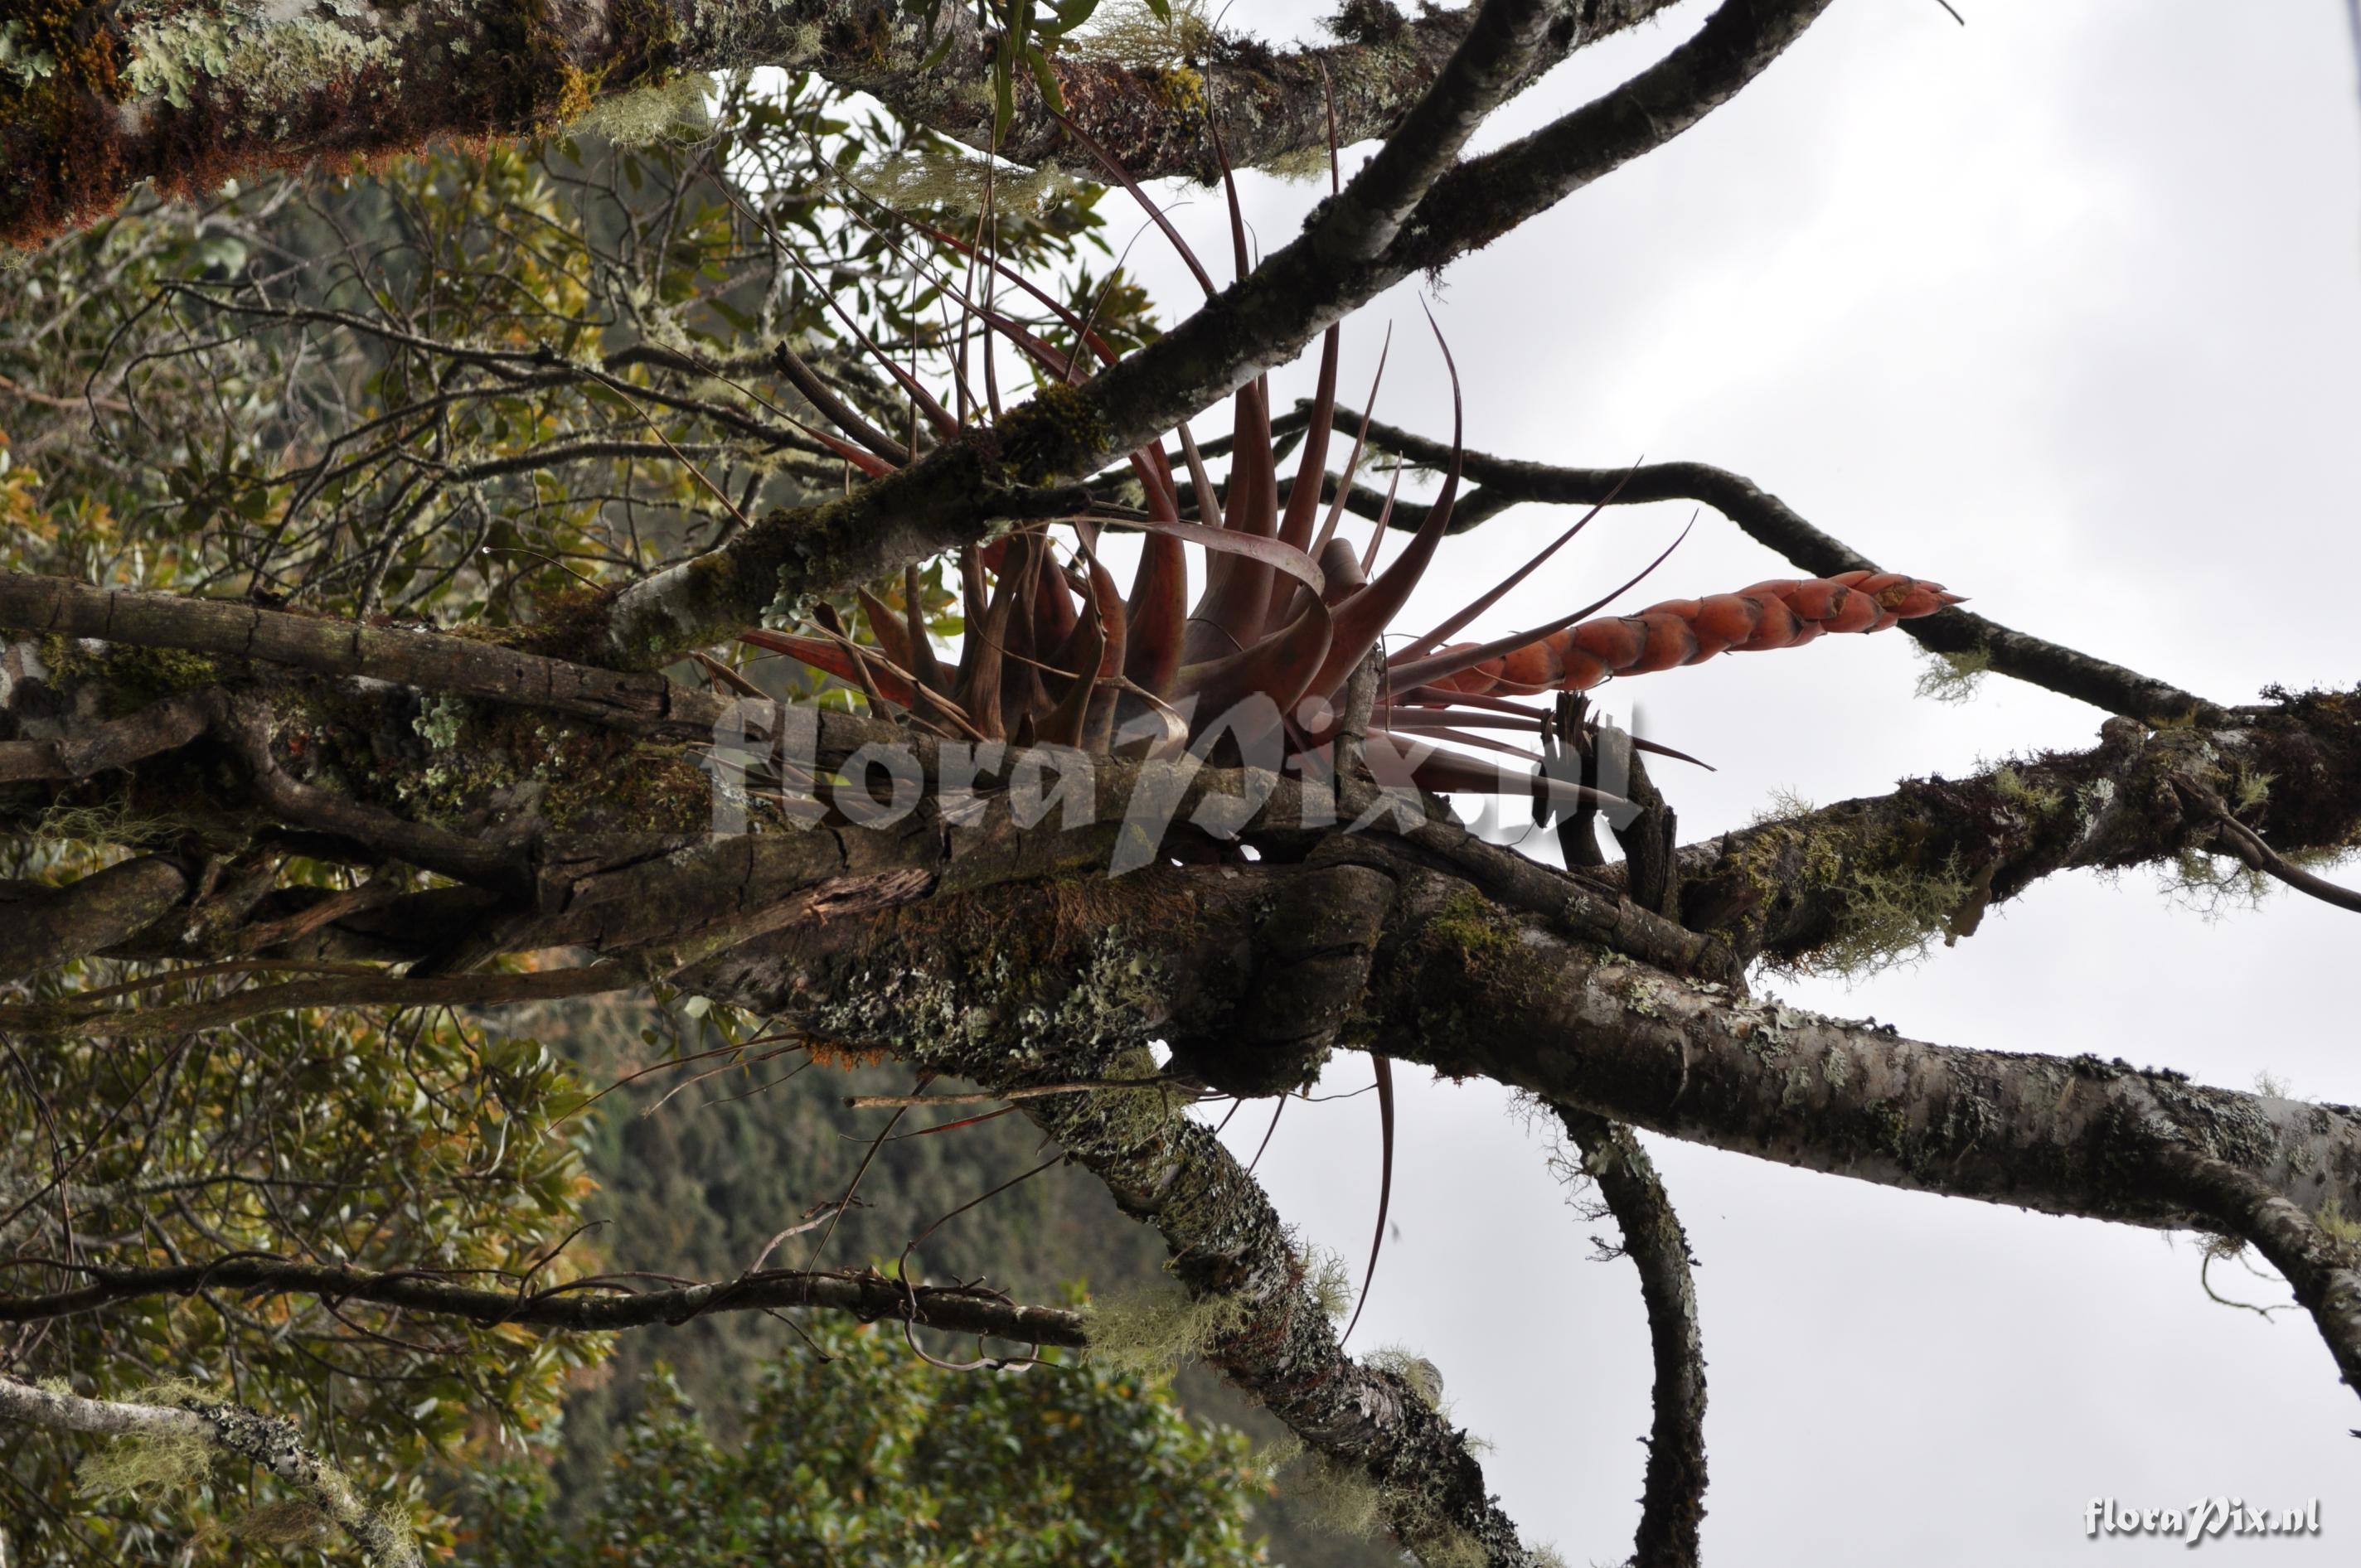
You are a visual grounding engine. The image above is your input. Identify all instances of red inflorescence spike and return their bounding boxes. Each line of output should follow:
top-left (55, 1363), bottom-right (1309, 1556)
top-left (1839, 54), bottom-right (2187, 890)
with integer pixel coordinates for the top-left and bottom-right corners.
top-left (1411, 572), bottom-right (1963, 698)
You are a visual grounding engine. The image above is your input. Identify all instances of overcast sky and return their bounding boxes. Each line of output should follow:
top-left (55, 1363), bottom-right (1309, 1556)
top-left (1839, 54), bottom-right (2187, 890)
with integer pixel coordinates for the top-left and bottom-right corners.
top-left (1080, 2), bottom-right (2361, 1562)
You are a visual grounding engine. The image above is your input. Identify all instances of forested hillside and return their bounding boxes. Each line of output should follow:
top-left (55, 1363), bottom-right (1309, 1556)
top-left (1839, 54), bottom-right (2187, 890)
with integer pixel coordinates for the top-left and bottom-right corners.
top-left (513, 996), bottom-right (1367, 1568)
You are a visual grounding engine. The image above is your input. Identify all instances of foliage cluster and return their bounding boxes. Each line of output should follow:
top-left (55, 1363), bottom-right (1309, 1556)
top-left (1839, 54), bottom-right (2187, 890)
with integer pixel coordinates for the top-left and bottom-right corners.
top-left (462, 1319), bottom-right (1267, 1568)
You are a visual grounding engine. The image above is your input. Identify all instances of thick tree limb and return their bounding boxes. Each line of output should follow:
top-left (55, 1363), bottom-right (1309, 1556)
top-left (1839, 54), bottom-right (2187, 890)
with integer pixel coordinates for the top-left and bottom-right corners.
top-left (2149, 1149), bottom-right (2361, 1395)
top-left (11, 584), bottom-right (2354, 985)
top-left (0, 1257), bottom-right (1087, 1346)
top-left (0, 690), bottom-right (214, 782)
top-left (677, 858), bottom-right (2361, 1401)
top-left (1554, 1109), bottom-right (1707, 1568)
top-left (1307, 0), bottom-right (1572, 267)
top-left (0, 1373), bottom-right (421, 1568)
top-left (2208, 809), bottom-right (2361, 916)
top-left (1656, 695), bottom-right (2361, 970)
top-left (0, 573), bottom-right (731, 739)
top-left (0, 857), bottom-right (190, 980)
top-left (670, 845), bottom-right (2361, 1407)
top-left (1386, 0), bottom-right (1839, 269)
top-left (0, 0), bottom-right (1685, 249)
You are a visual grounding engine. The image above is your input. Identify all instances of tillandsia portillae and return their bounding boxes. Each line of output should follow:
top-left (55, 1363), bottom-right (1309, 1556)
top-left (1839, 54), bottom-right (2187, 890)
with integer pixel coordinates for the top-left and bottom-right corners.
top-left (740, 133), bottom-right (1961, 811)
top-left (730, 125), bottom-right (1963, 1344)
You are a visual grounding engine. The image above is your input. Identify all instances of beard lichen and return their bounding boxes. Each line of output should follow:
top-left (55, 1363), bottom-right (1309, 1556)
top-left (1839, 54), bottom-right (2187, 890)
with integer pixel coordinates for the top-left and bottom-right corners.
top-left (70, 1378), bottom-right (221, 1503)
top-left (1913, 645), bottom-right (1990, 704)
top-left (1079, 1280), bottom-right (1248, 1372)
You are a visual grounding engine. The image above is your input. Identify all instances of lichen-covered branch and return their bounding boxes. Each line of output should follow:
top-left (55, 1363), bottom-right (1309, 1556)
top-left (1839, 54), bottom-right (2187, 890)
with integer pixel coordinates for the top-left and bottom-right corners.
top-left (0, 855), bottom-right (190, 980)
top-left (1553, 1108), bottom-right (1706, 1568)
top-left (0, 0), bottom-right (1686, 249)
top-left (1384, 0), bottom-right (1839, 268)
top-left (0, 570), bottom-right (732, 740)
top-left (1656, 695), bottom-right (2361, 972)
top-left (676, 855), bottom-right (2361, 1403)
top-left (2147, 1147), bottom-right (2361, 1393)
top-left (0, 960), bottom-right (636, 1040)
top-left (1304, 0), bottom-right (1569, 268)
top-left (1363, 868), bottom-right (2361, 1250)
top-left (0, 1373), bottom-right (422, 1568)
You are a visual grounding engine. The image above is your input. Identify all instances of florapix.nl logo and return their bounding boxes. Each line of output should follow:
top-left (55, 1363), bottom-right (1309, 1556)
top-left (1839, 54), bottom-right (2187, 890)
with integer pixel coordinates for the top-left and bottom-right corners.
top-left (2085, 1497), bottom-right (2321, 1545)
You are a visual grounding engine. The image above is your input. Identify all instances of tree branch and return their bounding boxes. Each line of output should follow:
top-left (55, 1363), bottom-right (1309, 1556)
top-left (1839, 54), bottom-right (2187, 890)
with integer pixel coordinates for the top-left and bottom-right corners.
top-left (1387, 0), bottom-right (1840, 270)
top-left (682, 859), bottom-right (2361, 1287)
top-left (0, 1256), bottom-right (1086, 1347)
top-left (1299, 404), bottom-right (2218, 724)
top-left (0, 572), bottom-right (730, 741)
top-left (0, 858), bottom-right (191, 981)
top-left (1306, 0), bottom-right (1572, 266)
top-left (1554, 1109), bottom-right (1707, 1568)
top-left (0, 961), bottom-right (636, 1041)
top-left (1651, 694), bottom-right (2361, 970)
top-left (708, 859), bottom-right (1547, 1566)
top-left (1, 0), bottom-right (1687, 249)
top-left (0, 1373), bottom-right (422, 1568)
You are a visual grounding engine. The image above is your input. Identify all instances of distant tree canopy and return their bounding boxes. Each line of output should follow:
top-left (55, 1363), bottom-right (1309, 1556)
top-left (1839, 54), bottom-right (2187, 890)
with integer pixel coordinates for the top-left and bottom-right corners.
top-left (468, 1322), bottom-right (1268, 1568)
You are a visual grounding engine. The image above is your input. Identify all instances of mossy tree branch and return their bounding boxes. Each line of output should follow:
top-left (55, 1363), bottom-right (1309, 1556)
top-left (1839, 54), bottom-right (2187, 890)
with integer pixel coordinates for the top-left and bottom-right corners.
top-left (0, 0), bottom-right (1686, 249)
top-left (15, 583), bottom-right (2361, 1550)
top-left (674, 857), bottom-right (2361, 1409)
top-left (1551, 1108), bottom-right (1707, 1568)
top-left (0, 1373), bottom-right (423, 1568)
top-left (1656, 697), bottom-right (2361, 972)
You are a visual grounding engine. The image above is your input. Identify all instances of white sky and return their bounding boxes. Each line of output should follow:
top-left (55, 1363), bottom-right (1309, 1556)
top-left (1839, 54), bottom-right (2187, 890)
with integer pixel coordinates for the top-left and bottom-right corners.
top-left (1088, 2), bottom-right (2361, 1561)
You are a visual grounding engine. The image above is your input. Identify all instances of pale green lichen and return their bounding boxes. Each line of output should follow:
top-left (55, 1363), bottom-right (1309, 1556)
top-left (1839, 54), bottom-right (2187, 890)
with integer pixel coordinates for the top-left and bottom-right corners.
top-left (1079, 1282), bottom-right (1246, 1372)
top-left (1366, 1345), bottom-right (1445, 1411)
top-left (1287, 1451), bottom-right (1385, 1541)
top-left (1076, 0), bottom-right (1214, 67)
top-left (124, 5), bottom-right (396, 117)
top-left (1913, 646), bottom-right (1990, 704)
top-left (1993, 765), bottom-right (2063, 816)
top-left (0, 19), bottom-right (60, 84)
top-left (412, 695), bottom-right (465, 752)
top-left (1301, 1241), bottom-right (1354, 1322)
top-left (74, 1379), bottom-right (221, 1503)
top-left (572, 72), bottom-right (715, 145)
top-left (846, 148), bottom-right (1085, 220)
top-left (1747, 792), bottom-right (1975, 979)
